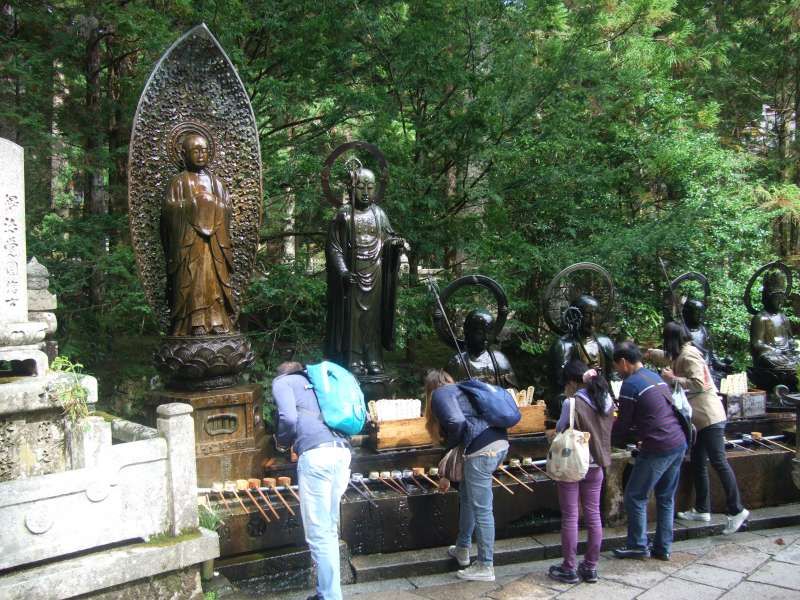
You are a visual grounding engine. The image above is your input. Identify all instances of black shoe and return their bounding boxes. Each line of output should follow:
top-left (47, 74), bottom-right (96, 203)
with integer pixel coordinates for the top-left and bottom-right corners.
top-left (578, 563), bottom-right (598, 583)
top-left (613, 547), bottom-right (650, 560)
top-left (650, 548), bottom-right (671, 561)
top-left (548, 564), bottom-right (580, 584)
top-left (306, 595), bottom-right (320, 600)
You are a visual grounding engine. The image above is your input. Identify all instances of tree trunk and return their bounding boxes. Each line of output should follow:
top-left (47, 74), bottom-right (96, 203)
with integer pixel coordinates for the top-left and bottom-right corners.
top-left (83, 20), bottom-right (108, 308)
top-left (107, 33), bottom-right (133, 231)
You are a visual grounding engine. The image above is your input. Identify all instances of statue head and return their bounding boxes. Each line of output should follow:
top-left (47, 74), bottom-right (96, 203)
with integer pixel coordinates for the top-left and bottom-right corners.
top-left (682, 298), bottom-right (706, 329)
top-left (353, 168), bottom-right (376, 209)
top-left (571, 294), bottom-right (600, 336)
top-left (463, 309), bottom-right (494, 357)
top-left (182, 133), bottom-right (210, 171)
top-left (762, 270), bottom-right (787, 314)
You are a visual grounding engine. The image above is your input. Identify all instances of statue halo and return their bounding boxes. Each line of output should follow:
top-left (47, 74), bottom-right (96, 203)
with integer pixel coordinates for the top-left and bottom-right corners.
top-left (743, 260), bottom-right (793, 316)
top-left (167, 120), bottom-right (217, 169)
top-left (432, 274), bottom-right (509, 350)
top-left (542, 262), bottom-right (615, 335)
top-left (321, 141), bottom-right (389, 207)
top-left (669, 271), bottom-right (711, 318)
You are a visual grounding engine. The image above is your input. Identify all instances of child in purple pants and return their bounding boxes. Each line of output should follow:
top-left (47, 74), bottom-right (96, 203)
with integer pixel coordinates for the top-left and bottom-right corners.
top-left (549, 360), bottom-right (614, 584)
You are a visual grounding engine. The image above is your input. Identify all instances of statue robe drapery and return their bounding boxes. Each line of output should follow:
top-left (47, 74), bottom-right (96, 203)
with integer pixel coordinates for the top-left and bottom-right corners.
top-left (324, 203), bottom-right (402, 367)
top-left (161, 170), bottom-right (235, 335)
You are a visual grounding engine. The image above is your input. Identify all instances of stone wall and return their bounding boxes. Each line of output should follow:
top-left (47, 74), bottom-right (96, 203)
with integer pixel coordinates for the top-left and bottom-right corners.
top-left (75, 567), bottom-right (204, 600)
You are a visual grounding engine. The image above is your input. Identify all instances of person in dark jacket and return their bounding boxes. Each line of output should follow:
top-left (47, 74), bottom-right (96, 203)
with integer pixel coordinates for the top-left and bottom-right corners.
top-left (611, 341), bottom-right (686, 561)
top-left (548, 360), bottom-right (613, 584)
top-left (272, 361), bottom-right (351, 600)
top-left (425, 369), bottom-right (508, 583)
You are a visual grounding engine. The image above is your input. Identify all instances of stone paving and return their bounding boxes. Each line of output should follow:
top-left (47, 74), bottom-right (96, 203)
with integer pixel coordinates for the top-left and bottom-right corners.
top-left (249, 524), bottom-right (800, 600)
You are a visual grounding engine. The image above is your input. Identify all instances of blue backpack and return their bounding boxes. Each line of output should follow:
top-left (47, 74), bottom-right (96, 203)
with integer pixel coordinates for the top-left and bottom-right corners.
top-left (305, 361), bottom-right (366, 436)
top-left (457, 378), bottom-right (521, 428)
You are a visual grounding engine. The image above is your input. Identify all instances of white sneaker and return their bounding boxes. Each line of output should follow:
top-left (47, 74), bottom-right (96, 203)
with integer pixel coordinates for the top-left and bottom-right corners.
top-left (456, 562), bottom-right (495, 582)
top-left (448, 545), bottom-right (470, 567)
top-left (723, 508), bottom-right (749, 535)
top-left (677, 509), bottom-right (711, 522)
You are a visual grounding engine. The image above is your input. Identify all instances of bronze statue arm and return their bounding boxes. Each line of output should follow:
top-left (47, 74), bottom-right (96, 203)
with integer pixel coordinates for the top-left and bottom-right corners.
top-left (550, 339), bottom-right (571, 389)
top-left (750, 316), bottom-right (774, 356)
top-left (705, 335), bottom-right (733, 373)
top-left (325, 213), bottom-right (352, 274)
top-left (502, 369), bottom-right (520, 390)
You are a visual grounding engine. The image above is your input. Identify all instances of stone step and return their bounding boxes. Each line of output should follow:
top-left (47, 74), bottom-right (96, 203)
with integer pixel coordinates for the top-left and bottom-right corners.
top-left (349, 502), bottom-right (800, 582)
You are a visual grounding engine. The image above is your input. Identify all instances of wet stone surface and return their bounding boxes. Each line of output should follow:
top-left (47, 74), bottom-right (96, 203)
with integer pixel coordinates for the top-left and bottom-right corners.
top-left (747, 559), bottom-right (800, 591)
top-left (636, 576), bottom-right (723, 600)
top-left (697, 543), bottom-right (770, 573)
top-left (673, 563), bottom-right (744, 589)
top-left (247, 522), bottom-right (800, 600)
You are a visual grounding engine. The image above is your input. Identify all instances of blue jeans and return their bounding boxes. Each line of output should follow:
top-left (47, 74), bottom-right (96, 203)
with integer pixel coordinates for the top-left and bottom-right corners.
top-left (298, 446), bottom-right (351, 600)
top-left (456, 446), bottom-right (507, 564)
top-left (624, 444), bottom-right (686, 554)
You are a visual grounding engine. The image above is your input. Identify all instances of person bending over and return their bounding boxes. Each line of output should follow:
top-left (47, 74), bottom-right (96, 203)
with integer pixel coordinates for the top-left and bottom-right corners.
top-left (611, 341), bottom-right (686, 561)
top-left (272, 361), bottom-right (352, 600)
top-left (425, 369), bottom-right (508, 582)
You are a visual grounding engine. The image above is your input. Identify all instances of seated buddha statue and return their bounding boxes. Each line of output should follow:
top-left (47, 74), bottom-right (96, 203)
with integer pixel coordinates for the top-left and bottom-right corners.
top-left (549, 294), bottom-right (615, 390)
top-left (749, 270), bottom-right (800, 392)
top-left (546, 294), bottom-right (617, 417)
top-left (445, 309), bottom-right (519, 388)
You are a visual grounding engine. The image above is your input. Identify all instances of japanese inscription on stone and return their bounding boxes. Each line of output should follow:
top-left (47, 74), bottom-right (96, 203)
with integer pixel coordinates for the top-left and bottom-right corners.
top-left (0, 138), bottom-right (27, 322)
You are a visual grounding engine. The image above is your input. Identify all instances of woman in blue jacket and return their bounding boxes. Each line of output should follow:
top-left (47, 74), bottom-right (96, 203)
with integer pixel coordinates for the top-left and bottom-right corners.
top-left (424, 369), bottom-right (509, 583)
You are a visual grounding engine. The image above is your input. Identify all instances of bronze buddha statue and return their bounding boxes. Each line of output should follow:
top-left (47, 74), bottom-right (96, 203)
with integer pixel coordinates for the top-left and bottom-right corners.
top-left (324, 167), bottom-right (406, 376)
top-left (445, 309), bottom-right (518, 388)
top-left (549, 294), bottom-right (615, 390)
top-left (682, 298), bottom-right (732, 386)
top-left (749, 270), bottom-right (799, 392)
top-left (161, 132), bottom-right (235, 336)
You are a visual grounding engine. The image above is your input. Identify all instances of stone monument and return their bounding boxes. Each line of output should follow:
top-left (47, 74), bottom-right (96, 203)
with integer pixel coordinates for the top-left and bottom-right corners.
top-left (0, 138), bottom-right (217, 600)
top-left (27, 257), bottom-right (58, 362)
top-left (0, 139), bottom-right (48, 377)
top-left (129, 25), bottom-right (265, 484)
top-left (0, 137), bottom-right (98, 481)
top-left (432, 274), bottom-right (519, 387)
top-left (322, 141), bottom-right (406, 398)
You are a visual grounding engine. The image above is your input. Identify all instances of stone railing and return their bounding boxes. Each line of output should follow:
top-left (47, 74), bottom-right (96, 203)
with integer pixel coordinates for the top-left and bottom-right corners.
top-left (0, 403), bottom-right (204, 571)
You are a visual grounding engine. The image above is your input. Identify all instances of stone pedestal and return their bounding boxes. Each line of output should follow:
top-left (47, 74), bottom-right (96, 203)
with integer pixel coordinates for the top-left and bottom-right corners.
top-left (0, 374), bottom-right (98, 482)
top-left (147, 384), bottom-right (266, 486)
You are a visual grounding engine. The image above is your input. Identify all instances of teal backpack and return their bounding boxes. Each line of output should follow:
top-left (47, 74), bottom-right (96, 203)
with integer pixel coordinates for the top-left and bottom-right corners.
top-left (305, 361), bottom-right (366, 436)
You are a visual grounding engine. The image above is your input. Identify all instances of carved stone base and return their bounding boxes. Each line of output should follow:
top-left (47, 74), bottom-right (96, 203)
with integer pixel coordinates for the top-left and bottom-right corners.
top-left (0, 343), bottom-right (49, 377)
top-left (153, 333), bottom-right (255, 391)
top-left (0, 321), bottom-right (46, 347)
top-left (147, 384), bottom-right (266, 486)
top-left (0, 373), bottom-right (98, 482)
top-left (748, 365), bottom-right (798, 399)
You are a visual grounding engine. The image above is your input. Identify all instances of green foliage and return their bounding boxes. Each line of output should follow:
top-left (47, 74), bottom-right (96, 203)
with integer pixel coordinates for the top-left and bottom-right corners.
top-left (51, 356), bottom-right (89, 424)
top-left (2, 0), bottom-right (791, 408)
top-left (198, 504), bottom-right (224, 532)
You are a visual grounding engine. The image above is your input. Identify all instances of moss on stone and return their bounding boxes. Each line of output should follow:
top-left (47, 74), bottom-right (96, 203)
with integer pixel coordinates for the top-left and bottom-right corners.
top-left (89, 410), bottom-right (118, 422)
top-left (141, 528), bottom-right (201, 547)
